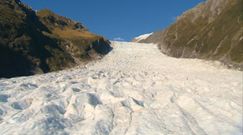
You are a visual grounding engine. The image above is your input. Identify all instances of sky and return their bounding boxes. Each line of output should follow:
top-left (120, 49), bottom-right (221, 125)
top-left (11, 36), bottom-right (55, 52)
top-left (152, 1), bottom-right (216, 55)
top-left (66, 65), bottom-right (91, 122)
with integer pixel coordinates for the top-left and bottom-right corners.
top-left (22, 0), bottom-right (204, 41)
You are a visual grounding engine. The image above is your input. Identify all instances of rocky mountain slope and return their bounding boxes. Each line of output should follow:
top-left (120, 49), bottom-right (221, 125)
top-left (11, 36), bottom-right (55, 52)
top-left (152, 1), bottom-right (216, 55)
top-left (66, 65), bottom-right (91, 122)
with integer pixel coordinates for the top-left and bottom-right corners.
top-left (0, 42), bottom-right (241, 135)
top-left (0, 0), bottom-right (112, 78)
top-left (135, 0), bottom-right (243, 70)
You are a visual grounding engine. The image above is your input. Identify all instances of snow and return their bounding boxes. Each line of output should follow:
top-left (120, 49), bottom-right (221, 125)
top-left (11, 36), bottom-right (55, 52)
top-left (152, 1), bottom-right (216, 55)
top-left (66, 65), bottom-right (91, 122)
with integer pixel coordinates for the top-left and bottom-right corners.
top-left (0, 41), bottom-right (242, 135)
top-left (133, 33), bottom-right (153, 42)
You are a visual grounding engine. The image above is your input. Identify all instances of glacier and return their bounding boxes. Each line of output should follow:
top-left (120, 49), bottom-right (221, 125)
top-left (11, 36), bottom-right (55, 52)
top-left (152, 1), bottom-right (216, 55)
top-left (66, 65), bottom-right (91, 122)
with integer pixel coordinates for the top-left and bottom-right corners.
top-left (133, 33), bottom-right (153, 42)
top-left (0, 42), bottom-right (242, 135)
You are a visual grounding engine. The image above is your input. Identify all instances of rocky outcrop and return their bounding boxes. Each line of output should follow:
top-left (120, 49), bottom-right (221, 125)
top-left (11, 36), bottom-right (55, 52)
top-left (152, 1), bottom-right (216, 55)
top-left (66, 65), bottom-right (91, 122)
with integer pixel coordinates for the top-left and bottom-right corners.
top-left (0, 0), bottom-right (112, 78)
top-left (136, 0), bottom-right (243, 70)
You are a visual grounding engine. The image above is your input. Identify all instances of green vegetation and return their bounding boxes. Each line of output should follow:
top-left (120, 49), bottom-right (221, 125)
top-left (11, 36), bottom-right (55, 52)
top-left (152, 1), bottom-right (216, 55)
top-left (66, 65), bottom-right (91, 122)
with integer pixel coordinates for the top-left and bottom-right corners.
top-left (0, 0), bottom-right (111, 78)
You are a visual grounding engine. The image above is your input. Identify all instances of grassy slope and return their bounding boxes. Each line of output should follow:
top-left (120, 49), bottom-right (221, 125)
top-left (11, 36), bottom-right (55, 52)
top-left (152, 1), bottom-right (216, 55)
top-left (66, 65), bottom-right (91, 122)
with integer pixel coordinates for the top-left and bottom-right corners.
top-left (37, 9), bottom-right (112, 62)
top-left (0, 0), bottom-right (62, 77)
top-left (0, 1), bottom-right (111, 78)
top-left (143, 0), bottom-right (243, 69)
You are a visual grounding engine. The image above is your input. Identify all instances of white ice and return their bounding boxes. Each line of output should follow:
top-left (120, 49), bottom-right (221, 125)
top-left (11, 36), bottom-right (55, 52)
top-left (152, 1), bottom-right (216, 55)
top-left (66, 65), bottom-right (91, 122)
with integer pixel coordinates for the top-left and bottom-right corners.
top-left (133, 33), bottom-right (153, 42)
top-left (0, 42), bottom-right (242, 135)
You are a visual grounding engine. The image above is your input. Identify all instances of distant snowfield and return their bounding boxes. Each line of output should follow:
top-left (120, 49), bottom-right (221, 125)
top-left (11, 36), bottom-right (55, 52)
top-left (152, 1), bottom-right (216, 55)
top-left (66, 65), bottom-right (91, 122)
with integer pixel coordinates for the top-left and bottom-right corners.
top-left (0, 42), bottom-right (242, 135)
top-left (133, 33), bottom-right (153, 42)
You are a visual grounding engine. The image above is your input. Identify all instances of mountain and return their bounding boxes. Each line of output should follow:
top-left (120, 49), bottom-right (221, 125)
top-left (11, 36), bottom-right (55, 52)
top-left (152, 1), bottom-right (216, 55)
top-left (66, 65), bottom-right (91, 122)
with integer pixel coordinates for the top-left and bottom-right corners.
top-left (134, 0), bottom-right (243, 70)
top-left (0, 0), bottom-right (112, 78)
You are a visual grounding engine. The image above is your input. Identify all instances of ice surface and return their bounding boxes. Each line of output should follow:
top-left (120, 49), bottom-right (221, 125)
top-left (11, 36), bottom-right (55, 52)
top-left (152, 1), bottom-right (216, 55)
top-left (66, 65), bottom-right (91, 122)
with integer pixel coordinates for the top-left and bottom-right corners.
top-left (133, 33), bottom-right (153, 42)
top-left (0, 42), bottom-right (242, 135)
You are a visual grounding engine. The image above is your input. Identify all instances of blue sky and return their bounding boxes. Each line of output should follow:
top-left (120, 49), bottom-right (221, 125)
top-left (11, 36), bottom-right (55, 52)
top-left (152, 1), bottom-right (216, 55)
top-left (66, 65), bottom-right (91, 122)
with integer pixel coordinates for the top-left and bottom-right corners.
top-left (22, 0), bottom-right (203, 41)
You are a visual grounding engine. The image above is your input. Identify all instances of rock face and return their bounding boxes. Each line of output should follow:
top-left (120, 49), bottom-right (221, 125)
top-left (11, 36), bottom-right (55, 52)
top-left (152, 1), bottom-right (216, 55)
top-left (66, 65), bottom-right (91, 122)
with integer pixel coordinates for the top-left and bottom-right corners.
top-left (136, 0), bottom-right (243, 70)
top-left (0, 0), bottom-right (112, 78)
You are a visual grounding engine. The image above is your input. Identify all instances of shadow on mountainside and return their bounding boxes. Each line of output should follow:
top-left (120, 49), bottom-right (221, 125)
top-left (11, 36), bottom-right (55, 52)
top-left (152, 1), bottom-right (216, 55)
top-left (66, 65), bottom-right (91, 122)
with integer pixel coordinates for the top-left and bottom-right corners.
top-left (0, 0), bottom-right (112, 78)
